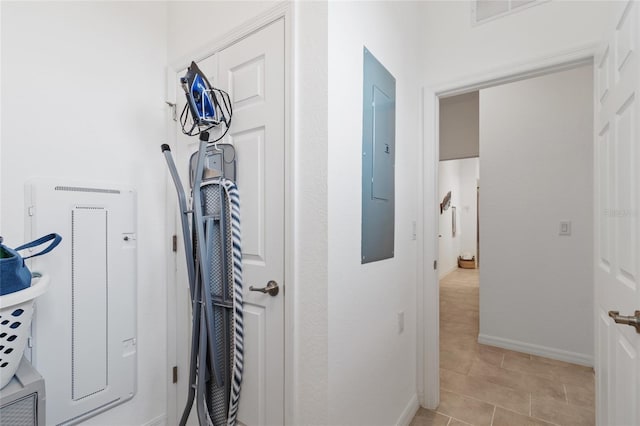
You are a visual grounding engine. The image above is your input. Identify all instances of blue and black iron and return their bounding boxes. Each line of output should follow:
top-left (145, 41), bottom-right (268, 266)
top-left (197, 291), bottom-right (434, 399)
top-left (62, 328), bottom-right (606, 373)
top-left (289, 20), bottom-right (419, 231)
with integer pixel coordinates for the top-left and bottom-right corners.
top-left (180, 61), bottom-right (232, 140)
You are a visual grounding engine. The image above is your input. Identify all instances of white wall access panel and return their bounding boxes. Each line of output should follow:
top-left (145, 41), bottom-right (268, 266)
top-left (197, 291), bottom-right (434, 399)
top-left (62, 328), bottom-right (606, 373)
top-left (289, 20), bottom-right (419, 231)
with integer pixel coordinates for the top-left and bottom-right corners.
top-left (24, 179), bottom-right (137, 425)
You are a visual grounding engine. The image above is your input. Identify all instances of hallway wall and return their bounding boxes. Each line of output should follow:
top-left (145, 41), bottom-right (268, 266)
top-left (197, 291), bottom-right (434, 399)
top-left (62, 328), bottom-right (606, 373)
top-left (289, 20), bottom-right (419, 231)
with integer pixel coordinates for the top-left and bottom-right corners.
top-left (421, 1), bottom-right (611, 86)
top-left (459, 159), bottom-right (480, 266)
top-left (166, 1), bottom-right (278, 62)
top-left (438, 158), bottom-right (479, 279)
top-left (1, 2), bottom-right (168, 425)
top-left (439, 161), bottom-right (462, 277)
top-left (328, 2), bottom-right (424, 424)
top-left (439, 92), bottom-right (479, 160)
top-left (0, 2), bottom-right (616, 423)
top-left (479, 65), bottom-right (594, 364)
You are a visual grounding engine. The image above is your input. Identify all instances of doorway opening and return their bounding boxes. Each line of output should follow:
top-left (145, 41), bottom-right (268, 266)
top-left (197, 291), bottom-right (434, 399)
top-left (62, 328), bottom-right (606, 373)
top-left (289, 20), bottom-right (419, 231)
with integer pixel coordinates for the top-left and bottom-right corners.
top-left (420, 56), bottom-right (598, 425)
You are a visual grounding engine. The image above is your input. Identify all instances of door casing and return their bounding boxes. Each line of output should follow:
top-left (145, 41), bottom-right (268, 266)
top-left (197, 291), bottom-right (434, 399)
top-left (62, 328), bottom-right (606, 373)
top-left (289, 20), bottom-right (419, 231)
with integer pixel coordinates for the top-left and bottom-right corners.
top-left (418, 43), bottom-right (600, 409)
top-left (164, 3), bottom-right (293, 425)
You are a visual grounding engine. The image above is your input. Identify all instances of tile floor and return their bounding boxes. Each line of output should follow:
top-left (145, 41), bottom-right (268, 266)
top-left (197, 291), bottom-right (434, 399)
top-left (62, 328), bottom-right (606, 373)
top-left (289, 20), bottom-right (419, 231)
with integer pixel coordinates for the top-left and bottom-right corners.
top-left (411, 268), bottom-right (595, 426)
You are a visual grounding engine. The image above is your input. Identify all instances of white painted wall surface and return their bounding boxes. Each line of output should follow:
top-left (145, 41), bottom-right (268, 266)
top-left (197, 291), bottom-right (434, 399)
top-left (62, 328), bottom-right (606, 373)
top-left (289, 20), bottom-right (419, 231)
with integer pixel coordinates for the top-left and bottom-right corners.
top-left (459, 158), bottom-right (479, 264)
top-left (328, 2), bottom-right (423, 424)
top-left (478, 65), bottom-right (594, 363)
top-left (1, 2), bottom-right (168, 425)
top-left (438, 161), bottom-right (462, 278)
top-left (422, 1), bottom-right (610, 86)
top-left (166, 1), bottom-right (278, 62)
top-left (439, 92), bottom-right (479, 160)
top-left (438, 158), bottom-right (479, 279)
top-left (0, 1), bottom-right (610, 422)
top-left (291, 2), bottom-right (329, 424)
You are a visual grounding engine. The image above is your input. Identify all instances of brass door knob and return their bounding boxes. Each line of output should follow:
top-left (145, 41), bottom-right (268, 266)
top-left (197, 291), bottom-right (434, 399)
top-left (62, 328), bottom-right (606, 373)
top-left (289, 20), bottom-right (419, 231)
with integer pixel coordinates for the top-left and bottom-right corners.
top-left (249, 280), bottom-right (279, 297)
top-left (608, 310), bottom-right (640, 333)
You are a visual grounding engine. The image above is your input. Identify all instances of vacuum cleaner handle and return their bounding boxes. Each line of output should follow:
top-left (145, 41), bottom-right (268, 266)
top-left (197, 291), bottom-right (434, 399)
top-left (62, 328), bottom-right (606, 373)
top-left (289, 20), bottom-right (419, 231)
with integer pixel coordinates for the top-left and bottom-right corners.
top-left (161, 144), bottom-right (196, 292)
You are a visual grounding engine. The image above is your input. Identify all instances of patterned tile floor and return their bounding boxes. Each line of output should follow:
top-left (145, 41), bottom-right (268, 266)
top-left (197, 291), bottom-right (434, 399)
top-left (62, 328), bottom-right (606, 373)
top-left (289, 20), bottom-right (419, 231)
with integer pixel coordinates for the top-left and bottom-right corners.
top-left (411, 268), bottom-right (595, 426)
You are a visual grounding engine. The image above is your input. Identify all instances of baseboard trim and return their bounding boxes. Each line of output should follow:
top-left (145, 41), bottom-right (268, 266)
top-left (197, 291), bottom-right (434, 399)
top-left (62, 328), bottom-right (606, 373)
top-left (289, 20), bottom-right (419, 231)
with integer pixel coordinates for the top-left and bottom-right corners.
top-left (477, 334), bottom-right (593, 367)
top-left (396, 394), bottom-right (420, 426)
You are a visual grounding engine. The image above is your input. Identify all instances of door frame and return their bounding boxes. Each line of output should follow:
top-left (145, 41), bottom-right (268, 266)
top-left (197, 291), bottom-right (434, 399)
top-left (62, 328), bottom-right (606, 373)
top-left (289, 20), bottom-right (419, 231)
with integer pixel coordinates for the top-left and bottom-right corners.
top-left (417, 42), bottom-right (600, 409)
top-left (164, 2), bottom-right (293, 424)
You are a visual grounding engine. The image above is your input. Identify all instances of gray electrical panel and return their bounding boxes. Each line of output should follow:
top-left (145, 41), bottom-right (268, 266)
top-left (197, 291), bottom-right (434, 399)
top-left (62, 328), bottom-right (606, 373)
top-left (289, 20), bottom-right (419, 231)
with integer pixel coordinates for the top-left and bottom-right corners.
top-left (361, 47), bottom-right (395, 264)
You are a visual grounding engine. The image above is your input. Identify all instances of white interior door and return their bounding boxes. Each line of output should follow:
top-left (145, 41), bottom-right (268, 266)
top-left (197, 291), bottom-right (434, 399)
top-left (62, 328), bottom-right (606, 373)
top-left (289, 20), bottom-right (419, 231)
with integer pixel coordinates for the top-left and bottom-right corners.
top-left (422, 86), bottom-right (441, 410)
top-left (217, 19), bottom-right (285, 426)
top-left (172, 19), bottom-right (285, 426)
top-left (594, 1), bottom-right (640, 425)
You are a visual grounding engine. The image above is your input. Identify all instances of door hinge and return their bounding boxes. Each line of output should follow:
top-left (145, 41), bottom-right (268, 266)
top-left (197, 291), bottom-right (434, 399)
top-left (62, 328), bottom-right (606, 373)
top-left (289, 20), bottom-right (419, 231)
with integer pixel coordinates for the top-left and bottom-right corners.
top-left (433, 260), bottom-right (438, 270)
top-left (172, 366), bottom-right (178, 383)
top-left (166, 101), bottom-right (177, 122)
top-left (172, 235), bottom-right (177, 252)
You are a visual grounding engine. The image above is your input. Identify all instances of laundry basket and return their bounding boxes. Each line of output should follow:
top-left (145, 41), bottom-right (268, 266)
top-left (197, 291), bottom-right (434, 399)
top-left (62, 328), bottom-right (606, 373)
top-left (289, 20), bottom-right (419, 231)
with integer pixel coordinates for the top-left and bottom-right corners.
top-left (0, 273), bottom-right (49, 389)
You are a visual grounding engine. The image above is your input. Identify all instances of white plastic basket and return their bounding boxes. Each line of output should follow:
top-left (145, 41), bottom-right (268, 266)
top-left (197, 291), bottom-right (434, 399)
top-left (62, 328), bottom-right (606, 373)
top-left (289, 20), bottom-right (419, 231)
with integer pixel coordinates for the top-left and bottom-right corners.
top-left (0, 273), bottom-right (49, 389)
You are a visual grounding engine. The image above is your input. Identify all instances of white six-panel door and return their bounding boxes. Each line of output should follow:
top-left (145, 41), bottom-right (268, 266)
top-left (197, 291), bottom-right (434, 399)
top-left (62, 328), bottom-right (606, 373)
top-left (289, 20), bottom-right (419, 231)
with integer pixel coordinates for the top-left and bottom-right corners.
top-left (218, 19), bottom-right (285, 426)
top-left (594, 1), bottom-right (640, 424)
top-left (172, 19), bottom-right (285, 426)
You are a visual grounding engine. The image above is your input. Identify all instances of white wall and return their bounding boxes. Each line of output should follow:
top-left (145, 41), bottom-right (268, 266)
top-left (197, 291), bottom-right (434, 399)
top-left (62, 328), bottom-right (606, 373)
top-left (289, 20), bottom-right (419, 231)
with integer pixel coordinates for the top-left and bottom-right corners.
top-left (438, 158), bottom-right (479, 278)
top-left (422, 1), bottom-right (611, 86)
top-left (328, 2), bottom-right (424, 424)
top-left (1, 2), bottom-right (168, 425)
top-left (0, 1), bottom-right (612, 423)
top-left (479, 65), bottom-right (594, 363)
top-left (166, 1), bottom-right (278, 62)
top-left (439, 92), bottom-right (479, 160)
top-left (438, 161), bottom-right (461, 277)
top-left (291, 2), bottom-right (329, 424)
top-left (459, 158), bottom-right (479, 264)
